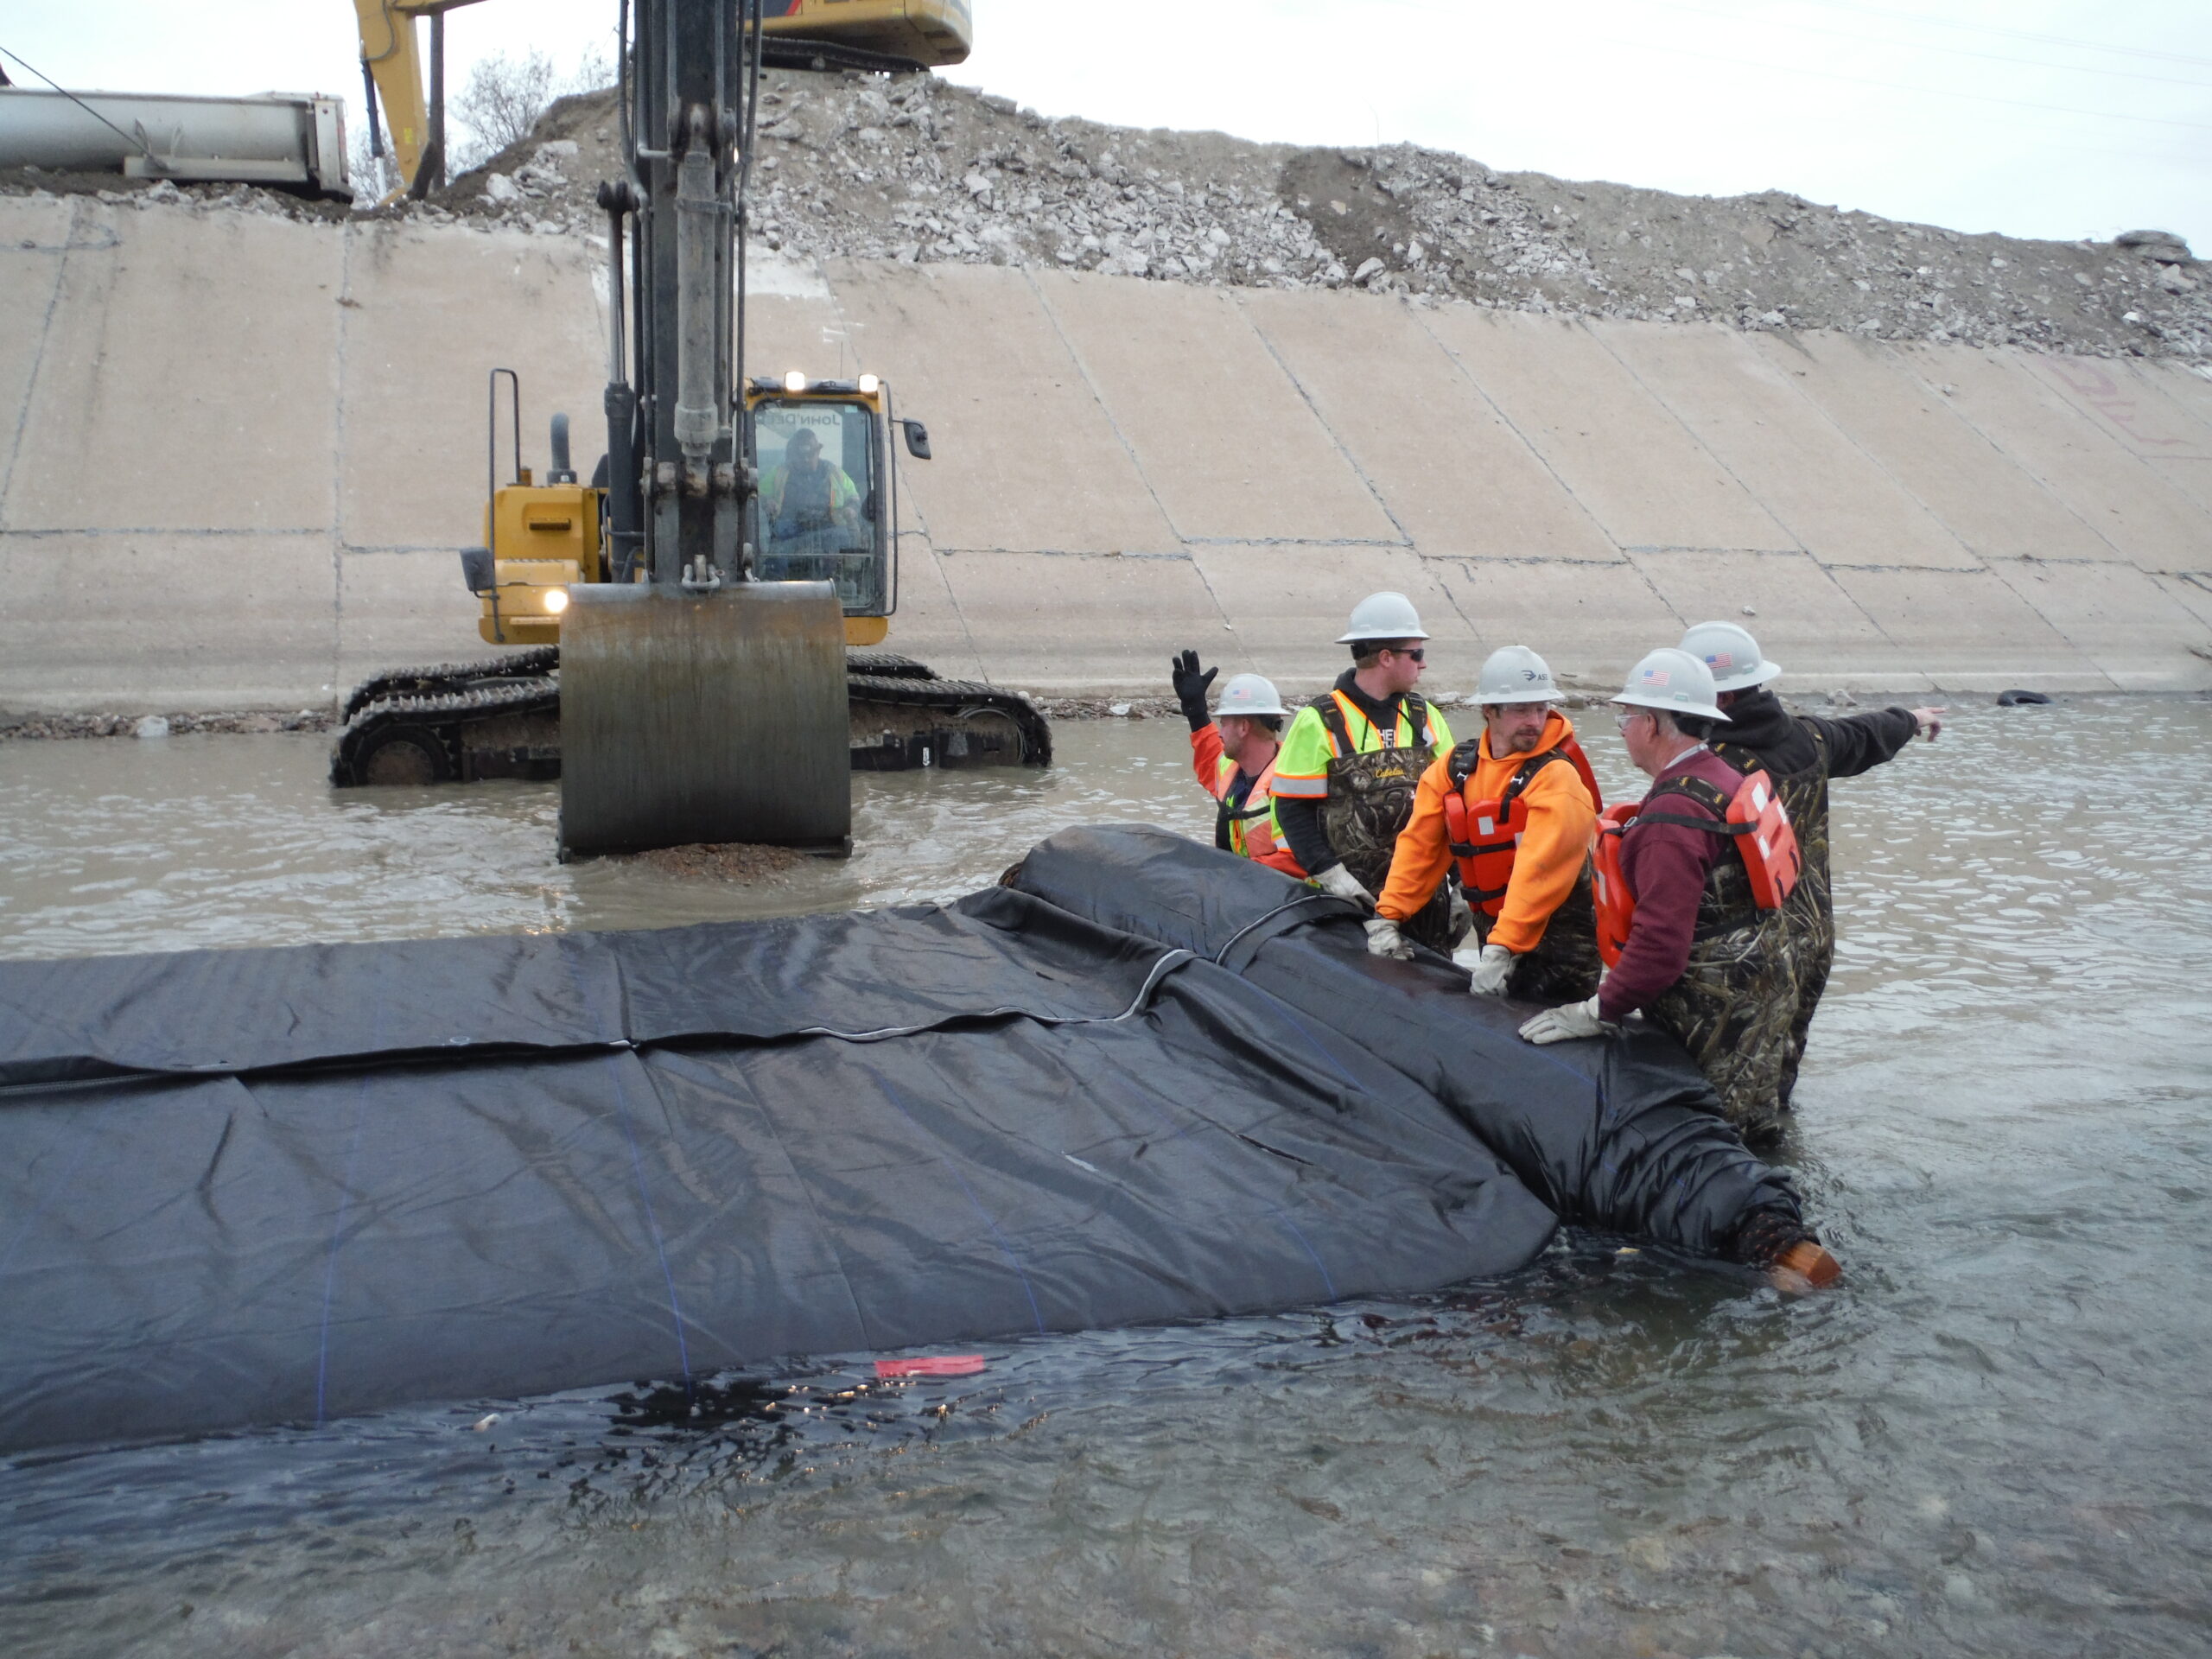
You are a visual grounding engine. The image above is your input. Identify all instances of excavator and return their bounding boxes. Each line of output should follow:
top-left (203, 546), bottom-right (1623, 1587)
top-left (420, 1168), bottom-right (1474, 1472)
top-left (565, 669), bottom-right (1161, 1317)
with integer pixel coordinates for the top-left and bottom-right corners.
top-left (333, 0), bottom-right (1046, 852)
top-left (353, 0), bottom-right (972, 198)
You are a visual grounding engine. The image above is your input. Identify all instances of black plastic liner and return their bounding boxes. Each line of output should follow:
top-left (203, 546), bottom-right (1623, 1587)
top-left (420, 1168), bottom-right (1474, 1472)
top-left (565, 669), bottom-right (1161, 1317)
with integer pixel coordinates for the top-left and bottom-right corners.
top-left (0, 828), bottom-right (1802, 1453)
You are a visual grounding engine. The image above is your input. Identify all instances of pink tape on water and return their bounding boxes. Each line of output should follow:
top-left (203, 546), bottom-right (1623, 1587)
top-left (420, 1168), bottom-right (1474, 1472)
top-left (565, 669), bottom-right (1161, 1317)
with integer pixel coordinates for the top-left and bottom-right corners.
top-left (874, 1355), bottom-right (987, 1378)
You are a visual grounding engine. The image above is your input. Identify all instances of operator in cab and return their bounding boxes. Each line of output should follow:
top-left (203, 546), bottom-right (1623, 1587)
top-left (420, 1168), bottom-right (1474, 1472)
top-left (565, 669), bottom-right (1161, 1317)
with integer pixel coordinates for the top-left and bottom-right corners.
top-left (1365, 646), bottom-right (1602, 1001)
top-left (760, 427), bottom-right (860, 548)
top-left (1270, 593), bottom-right (1459, 950)
top-left (1521, 648), bottom-right (1801, 1148)
top-left (1680, 620), bottom-right (1943, 1113)
top-left (1170, 652), bottom-right (1306, 877)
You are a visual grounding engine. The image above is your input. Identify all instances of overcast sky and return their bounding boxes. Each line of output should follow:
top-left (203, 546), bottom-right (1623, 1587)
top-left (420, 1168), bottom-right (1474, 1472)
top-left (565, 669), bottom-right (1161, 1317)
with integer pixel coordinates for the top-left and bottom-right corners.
top-left (5, 1), bottom-right (2207, 251)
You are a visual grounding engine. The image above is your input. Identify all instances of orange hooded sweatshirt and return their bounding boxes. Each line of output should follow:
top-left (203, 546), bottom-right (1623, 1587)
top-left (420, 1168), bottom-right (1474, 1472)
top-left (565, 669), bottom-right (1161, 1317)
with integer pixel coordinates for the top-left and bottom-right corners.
top-left (1376, 710), bottom-right (1599, 954)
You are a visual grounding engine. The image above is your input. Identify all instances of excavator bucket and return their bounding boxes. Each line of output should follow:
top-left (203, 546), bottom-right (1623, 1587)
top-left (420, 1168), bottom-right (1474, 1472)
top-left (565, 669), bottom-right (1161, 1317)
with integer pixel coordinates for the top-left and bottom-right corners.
top-left (558, 582), bottom-right (850, 858)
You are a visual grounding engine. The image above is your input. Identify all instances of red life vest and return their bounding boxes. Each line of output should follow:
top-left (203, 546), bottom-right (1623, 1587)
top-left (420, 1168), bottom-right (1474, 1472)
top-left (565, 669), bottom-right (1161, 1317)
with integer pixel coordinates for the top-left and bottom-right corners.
top-left (1590, 767), bottom-right (1802, 968)
top-left (1439, 736), bottom-right (1605, 917)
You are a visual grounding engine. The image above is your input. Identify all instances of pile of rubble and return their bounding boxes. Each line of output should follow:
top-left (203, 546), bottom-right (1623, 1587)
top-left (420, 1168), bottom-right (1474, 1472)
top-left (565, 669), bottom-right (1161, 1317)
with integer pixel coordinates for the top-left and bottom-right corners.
top-left (4, 68), bottom-right (2203, 360)
top-left (444, 70), bottom-right (2209, 361)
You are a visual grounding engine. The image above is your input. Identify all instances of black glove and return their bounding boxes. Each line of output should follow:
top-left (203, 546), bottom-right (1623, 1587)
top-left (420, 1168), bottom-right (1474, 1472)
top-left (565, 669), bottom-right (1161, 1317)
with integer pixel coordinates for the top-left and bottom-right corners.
top-left (1170, 649), bottom-right (1217, 732)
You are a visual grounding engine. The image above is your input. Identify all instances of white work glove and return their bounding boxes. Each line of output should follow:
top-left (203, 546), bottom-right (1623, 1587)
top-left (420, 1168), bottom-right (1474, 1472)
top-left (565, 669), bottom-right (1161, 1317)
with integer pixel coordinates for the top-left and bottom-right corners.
top-left (1518, 996), bottom-right (1609, 1045)
top-left (1313, 863), bottom-right (1376, 909)
top-left (1464, 943), bottom-right (1516, 997)
top-left (1363, 917), bottom-right (1412, 961)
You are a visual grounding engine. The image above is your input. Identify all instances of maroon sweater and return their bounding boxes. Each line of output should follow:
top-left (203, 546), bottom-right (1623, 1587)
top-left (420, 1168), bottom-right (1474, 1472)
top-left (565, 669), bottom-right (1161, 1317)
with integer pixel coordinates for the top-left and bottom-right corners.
top-left (1599, 746), bottom-right (1749, 1022)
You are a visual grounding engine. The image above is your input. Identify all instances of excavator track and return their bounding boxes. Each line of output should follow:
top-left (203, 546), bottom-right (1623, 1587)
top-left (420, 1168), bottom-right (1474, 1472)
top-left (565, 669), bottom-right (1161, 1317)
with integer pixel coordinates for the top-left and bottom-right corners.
top-left (330, 649), bottom-right (1048, 786)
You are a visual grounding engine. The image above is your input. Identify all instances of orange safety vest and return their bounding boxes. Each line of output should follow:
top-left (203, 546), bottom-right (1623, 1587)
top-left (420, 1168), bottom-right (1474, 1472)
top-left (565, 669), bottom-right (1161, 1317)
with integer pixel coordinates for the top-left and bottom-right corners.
top-left (1208, 752), bottom-right (1287, 863)
top-left (1591, 768), bottom-right (1802, 967)
top-left (1438, 736), bottom-right (1604, 918)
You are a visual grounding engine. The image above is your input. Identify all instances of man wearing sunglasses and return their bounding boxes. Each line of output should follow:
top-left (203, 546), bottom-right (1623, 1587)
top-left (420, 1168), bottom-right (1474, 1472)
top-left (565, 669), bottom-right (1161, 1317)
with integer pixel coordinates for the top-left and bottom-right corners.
top-left (1270, 592), bottom-right (1458, 950)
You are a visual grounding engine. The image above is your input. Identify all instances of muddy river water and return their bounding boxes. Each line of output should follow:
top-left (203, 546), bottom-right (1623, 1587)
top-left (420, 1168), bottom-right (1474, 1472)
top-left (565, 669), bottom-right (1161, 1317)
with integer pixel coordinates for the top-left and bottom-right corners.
top-left (0, 700), bottom-right (2207, 1658)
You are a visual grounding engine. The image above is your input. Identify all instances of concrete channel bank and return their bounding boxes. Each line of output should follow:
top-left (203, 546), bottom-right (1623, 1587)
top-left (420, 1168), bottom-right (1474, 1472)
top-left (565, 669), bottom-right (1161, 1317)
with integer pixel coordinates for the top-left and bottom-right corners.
top-left (3, 191), bottom-right (2209, 712)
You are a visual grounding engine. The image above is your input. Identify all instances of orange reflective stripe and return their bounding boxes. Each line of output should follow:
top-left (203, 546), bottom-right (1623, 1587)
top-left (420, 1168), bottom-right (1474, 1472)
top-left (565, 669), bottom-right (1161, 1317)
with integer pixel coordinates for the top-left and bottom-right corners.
top-left (1211, 753), bottom-right (1283, 861)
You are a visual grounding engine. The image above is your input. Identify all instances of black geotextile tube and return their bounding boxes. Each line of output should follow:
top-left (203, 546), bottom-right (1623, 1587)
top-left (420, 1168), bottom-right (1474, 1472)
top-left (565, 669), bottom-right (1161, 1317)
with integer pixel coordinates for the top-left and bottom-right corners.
top-left (0, 882), bottom-right (1555, 1453)
top-left (1012, 827), bottom-right (1807, 1259)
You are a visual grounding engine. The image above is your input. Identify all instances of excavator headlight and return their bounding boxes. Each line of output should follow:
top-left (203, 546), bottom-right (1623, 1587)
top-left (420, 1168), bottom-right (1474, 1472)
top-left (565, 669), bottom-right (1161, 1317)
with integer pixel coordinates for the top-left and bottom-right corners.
top-left (784, 370), bottom-right (809, 394)
top-left (543, 588), bottom-right (571, 615)
top-left (857, 373), bottom-right (880, 397)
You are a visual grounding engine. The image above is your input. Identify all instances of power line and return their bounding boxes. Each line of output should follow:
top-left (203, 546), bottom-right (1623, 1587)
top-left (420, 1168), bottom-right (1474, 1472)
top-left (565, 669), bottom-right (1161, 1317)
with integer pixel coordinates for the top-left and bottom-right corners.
top-left (1610, 32), bottom-right (2212, 132)
top-left (1638, 0), bottom-right (2212, 91)
top-left (1796, 0), bottom-right (2212, 71)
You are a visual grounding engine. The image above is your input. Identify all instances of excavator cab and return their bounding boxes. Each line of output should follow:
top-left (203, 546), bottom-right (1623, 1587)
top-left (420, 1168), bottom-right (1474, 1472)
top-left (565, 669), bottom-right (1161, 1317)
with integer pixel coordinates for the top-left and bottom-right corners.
top-left (747, 374), bottom-right (929, 646)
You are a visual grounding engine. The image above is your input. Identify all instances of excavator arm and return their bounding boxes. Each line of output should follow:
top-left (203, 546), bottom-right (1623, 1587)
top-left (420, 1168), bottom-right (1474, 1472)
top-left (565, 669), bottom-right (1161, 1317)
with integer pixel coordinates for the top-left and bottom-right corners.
top-left (353, 0), bottom-right (486, 199)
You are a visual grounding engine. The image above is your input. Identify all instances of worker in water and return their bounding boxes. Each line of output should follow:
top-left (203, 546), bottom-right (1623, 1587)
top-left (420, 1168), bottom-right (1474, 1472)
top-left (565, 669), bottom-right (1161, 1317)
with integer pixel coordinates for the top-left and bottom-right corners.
top-left (1520, 647), bottom-right (1800, 1145)
top-left (761, 427), bottom-right (860, 546)
top-left (1679, 620), bottom-right (1942, 1110)
top-left (1270, 593), bottom-right (1458, 950)
top-left (1365, 646), bottom-right (1602, 1001)
top-left (1170, 651), bottom-right (1306, 877)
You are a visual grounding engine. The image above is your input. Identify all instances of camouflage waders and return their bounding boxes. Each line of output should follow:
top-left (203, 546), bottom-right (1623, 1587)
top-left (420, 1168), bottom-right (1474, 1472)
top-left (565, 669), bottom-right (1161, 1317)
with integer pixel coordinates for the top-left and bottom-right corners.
top-left (1642, 840), bottom-right (1799, 1146)
top-left (1471, 870), bottom-right (1602, 1003)
top-left (1320, 738), bottom-right (1459, 952)
top-left (1718, 726), bottom-right (1833, 1109)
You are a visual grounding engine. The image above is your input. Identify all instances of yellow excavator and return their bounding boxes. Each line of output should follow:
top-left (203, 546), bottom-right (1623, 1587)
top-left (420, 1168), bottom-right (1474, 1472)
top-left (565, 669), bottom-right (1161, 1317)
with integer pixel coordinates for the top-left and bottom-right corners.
top-left (332, 0), bottom-right (1040, 855)
top-left (353, 0), bottom-right (970, 198)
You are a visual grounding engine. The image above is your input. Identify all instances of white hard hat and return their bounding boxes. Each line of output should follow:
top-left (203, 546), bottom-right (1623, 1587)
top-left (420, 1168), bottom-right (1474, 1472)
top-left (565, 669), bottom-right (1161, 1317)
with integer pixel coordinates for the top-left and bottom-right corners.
top-left (1475, 645), bottom-right (1557, 705)
top-left (1613, 647), bottom-right (1732, 722)
top-left (1336, 591), bottom-right (1429, 644)
top-left (1215, 672), bottom-right (1289, 719)
top-left (1679, 620), bottom-right (1781, 693)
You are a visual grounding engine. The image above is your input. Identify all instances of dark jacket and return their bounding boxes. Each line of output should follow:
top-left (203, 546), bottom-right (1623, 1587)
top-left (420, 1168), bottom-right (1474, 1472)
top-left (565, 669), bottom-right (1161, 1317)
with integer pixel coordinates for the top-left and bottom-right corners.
top-left (1714, 687), bottom-right (1917, 781)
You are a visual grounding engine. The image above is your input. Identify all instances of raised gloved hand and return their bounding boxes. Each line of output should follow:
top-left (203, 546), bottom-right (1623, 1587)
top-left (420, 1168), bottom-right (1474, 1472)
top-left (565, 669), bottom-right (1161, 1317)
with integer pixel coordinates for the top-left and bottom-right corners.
top-left (1518, 995), bottom-right (1608, 1045)
top-left (1313, 862), bottom-right (1376, 910)
top-left (1465, 942), bottom-right (1516, 996)
top-left (1170, 649), bottom-right (1217, 733)
top-left (1363, 917), bottom-right (1412, 960)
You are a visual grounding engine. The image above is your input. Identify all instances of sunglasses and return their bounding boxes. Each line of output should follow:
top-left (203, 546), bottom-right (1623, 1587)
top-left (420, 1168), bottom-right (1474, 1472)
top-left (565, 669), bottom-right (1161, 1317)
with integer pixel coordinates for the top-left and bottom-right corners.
top-left (1382, 647), bottom-right (1426, 663)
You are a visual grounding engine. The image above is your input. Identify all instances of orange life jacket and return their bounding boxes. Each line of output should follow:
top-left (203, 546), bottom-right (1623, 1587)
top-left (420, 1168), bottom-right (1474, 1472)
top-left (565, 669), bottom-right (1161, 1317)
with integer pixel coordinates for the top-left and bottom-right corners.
top-left (1207, 752), bottom-right (1286, 863)
top-left (1591, 768), bottom-right (1802, 967)
top-left (1439, 737), bottom-right (1605, 918)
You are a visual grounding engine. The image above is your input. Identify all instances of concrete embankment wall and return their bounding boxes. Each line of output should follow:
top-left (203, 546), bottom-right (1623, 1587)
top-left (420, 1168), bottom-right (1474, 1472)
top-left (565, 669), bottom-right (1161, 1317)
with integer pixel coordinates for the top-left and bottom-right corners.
top-left (3, 192), bottom-right (2209, 712)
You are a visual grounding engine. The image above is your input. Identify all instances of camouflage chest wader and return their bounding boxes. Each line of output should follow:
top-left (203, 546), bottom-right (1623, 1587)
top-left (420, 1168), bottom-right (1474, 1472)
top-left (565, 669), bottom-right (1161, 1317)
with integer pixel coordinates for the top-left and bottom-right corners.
top-left (1717, 725), bottom-right (1832, 1109)
top-left (1316, 695), bottom-right (1459, 953)
top-left (1471, 873), bottom-right (1602, 1003)
top-left (1634, 775), bottom-right (1800, 1147)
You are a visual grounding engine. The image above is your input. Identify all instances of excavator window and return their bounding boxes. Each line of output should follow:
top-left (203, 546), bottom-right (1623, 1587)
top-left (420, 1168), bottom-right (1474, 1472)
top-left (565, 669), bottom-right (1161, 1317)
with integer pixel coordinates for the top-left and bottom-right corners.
top-left (749, 398), bottom-right (887, 613)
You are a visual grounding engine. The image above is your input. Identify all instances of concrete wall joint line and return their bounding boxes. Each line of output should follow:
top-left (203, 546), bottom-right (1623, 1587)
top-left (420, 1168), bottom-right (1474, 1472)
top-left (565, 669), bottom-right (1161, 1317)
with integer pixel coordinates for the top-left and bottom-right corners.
top-left (1759, 333), bottom-right (1980, 569)
top-left (1183, 536), bottom-right (1406, 550)
top-left (1230, 291), bottom-right (1412, 549)
top-left (1582, 321), bottom-right (1810, 557)
top-left (1881, 342), bottom-right (2132, 564)
top-left (329, 222), bottom-right (357, 710)
top-left (3, 526), bottom-right (332, 541)
top-left (1582, 321), bottom-right (1908, 657)
top-left (1406, 307), bottom-right (1624, 560)
top-left (935, 544), bottom-right (1195, 563)
top-left (0, 195), bottom-right (79, 531)
top-left (1017, 267), bottom-right (1241, 663)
